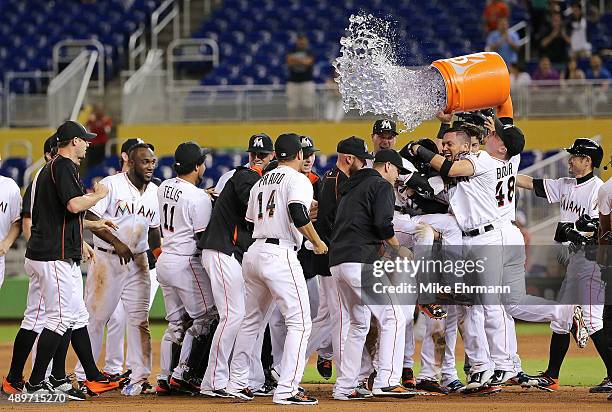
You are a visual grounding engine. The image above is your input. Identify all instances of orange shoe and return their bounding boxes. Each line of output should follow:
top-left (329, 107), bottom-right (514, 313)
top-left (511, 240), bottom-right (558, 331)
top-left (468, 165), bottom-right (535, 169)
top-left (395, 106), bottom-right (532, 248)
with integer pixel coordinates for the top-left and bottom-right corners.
top-left (84, 378), bottom-right (119, 395)
top-left (2, 377), bottom-right (24, 395)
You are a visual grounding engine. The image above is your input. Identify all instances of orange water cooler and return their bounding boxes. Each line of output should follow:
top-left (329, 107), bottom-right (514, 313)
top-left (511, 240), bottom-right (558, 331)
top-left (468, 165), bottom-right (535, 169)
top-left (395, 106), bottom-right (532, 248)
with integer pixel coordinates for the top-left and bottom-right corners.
top-left (431, 52), bottom-right (513, 117)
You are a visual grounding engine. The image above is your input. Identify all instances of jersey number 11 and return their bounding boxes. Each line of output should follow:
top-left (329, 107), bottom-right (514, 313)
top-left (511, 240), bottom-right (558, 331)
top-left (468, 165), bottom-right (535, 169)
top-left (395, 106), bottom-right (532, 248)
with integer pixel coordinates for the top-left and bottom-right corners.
top-left (162, 203), bottom-right (175, 232)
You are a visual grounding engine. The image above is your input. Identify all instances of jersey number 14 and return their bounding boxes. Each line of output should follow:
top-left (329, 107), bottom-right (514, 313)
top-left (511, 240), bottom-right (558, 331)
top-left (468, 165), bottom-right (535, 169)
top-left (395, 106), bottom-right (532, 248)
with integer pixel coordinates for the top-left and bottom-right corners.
top-left (495, 176), bottom-right (516, 207)
top-left (257, 190), bottom-right (276, 219)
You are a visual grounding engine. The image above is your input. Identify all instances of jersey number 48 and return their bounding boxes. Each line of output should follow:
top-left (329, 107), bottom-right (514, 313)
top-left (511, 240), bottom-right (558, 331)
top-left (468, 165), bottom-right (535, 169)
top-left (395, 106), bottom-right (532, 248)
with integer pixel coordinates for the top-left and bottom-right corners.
top-left (495, 176), bottom-right (516, 207)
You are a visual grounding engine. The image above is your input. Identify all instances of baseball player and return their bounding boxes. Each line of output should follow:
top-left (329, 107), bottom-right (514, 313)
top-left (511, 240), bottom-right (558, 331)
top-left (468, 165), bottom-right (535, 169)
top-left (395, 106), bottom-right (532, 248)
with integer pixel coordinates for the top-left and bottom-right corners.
top-left (330, 149), bottom-right (413, 400)
top-left (155, 142), bottom-right (217, 394)
top-left (214, 133), bottom-right (274, 194)
top-left (225, 133), bottom-right (327, 405)
top-left (21, 121), bottom-right (119, 396)
top-left (198, 136), bottom-right (272, 397)
top-left (75, 142), bottom-right (161, 396)
top-left (305, 137), bottom-right (372, 384)
top-left (0, 153), bottom-right (22, 289)
top-left (595, 157), bottom-right (612, 397)
top-left (517, 138), bottom-right (608, 391)
top-left (104, 138), bottom-right (161, 381)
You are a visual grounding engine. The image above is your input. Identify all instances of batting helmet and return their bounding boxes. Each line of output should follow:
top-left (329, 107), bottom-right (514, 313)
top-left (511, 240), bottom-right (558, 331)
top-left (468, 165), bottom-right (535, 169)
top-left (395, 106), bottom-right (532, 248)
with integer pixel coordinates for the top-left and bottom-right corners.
top-left (565, 138), bottom-right (604, 168)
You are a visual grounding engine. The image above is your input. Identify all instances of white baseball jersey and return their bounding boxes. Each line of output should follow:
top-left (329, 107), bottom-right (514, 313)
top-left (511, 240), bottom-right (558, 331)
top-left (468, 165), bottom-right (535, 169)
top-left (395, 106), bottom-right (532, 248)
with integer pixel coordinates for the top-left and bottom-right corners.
top-left (157, 177), bottom-right (212, 255)
top-left (0, 176), bottom-right (21, 239)
top-left (597, 178), bottom-right (612, 216)
top-left (493, 154), bottom-right (520, 223)
top-left (89, 172), bottom-right (160, 254)
top-left (214, 163), bottom-right (249, 194)
top-left (448, 150), bottom-right (501, 231)
top-left (542, 174), bottom-right (603, 222)
top-left (246, 165), bottom-right (313, 247)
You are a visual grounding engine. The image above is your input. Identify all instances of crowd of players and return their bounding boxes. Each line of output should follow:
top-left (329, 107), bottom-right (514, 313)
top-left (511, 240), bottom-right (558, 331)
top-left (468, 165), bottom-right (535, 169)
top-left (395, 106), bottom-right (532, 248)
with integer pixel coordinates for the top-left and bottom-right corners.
top-left (0, 111), bottom-right (611, 403)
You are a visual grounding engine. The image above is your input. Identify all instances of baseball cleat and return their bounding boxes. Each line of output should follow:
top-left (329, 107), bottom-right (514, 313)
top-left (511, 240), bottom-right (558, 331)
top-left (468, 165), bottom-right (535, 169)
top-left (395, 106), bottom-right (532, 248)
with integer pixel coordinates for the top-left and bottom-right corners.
top-left (84, 377), bottom-right (120, 395)
top-left (462, 385), bottom-right (502, 396)
top-left (506, 371), bottom-right (534, 386)
top-left (570, 306), bottom-right (589, 348)
top-left (2, 376), bottom-right (24, 395)
top-left (333, 385), bottom-right (373, 400)
top-left (445, 379), bottom-right (464, 393)
top-left (253, 382), bottom-right (276, 396)
top-left (401, 367), bottom-right (415, 388)
top-left (23, 380), bottom-right (59, 396)
top-left (465, 370), bottom-right (495, 391)
top-left (49, 375), bottom-right (86, 401)
top-left (169, 377), bottom-right (199, 396)
top-left (372, 385), bottom-right (416, 397)
top-left (488, 370), bottom-right (518, 386)
top-left (120, 380), bottom-right (155, 396)
top-left (316, 356), bottom-right (333, 380)
top-left (273, 393), bottom-right (318, 405)
top-left (521, 373), bottom-right (559, 392)
top-left (227, 388), bottom-right (255, 401)
top-left (589, 377), bottom-right (612, 393)
top-left (419, 304), bottom-right (447, 319)
top-left (415, 379), bottom-right (449, 395)
top-left (104, 369), bottom-right (131, 388)
top-left (200, 388), bottom-right (235, 398)
top-left (155, 378), bottom-right (172, 396)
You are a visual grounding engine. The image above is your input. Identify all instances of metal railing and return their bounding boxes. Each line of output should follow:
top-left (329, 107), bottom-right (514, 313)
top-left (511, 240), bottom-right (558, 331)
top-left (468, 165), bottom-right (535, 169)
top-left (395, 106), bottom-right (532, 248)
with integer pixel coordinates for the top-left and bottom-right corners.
top-left (151, 0), bottom-right (180, 50)
top-left (167, 38), bottom-right (219, 88)
top-left (52, 39), bottom-right (105, 94)
top-left (122, 50), bottom-right (165, 124)
top-left (3, 71), bottom-right (53, 127)
top-left (128, 24), bottom-right (147, 72)
top-left (508, 20), bottom-right (531, 61)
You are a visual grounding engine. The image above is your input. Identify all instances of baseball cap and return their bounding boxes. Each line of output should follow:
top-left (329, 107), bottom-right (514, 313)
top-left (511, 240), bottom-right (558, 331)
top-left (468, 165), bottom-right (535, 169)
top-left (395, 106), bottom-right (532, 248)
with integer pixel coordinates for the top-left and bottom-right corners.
top-left (337, 136), bottom-right (374, 159)
top-left (300, 135), bottom-right (319, 155)
top-left (374, 149), bottom-right (410, 174)
top-left (44, 134), bottom-right (58, 155)
top-left (494, 118), bottom-right (525, 158)
top-left (174, 141), bottom-right (209, 168)
top-left (55, 120), bottom-right (96, 142)
top-left (275, 133), bottom-right (303, 160)
top-left (372, 119), bottom-right (398, 135)
top-left (565, 137), bottom-right (604, 168)
top-left (247, 133), bottom-right (274, 153)
top-left (121, 138), bottom-right (155, 154)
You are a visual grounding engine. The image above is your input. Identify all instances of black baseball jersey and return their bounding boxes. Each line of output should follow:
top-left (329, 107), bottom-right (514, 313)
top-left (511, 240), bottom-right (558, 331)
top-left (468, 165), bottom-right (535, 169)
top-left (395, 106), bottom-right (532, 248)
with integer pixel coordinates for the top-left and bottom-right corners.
top-left (26, 155), bottom-right (86, 261)
top-left (297, 171), bottom-right (320, 279)
top-left (313, 166), bottom-right (348, 276)
top-left (198, 166), bottom-right (262, 262)
top-left (21, 181), bottom-right (33, 218)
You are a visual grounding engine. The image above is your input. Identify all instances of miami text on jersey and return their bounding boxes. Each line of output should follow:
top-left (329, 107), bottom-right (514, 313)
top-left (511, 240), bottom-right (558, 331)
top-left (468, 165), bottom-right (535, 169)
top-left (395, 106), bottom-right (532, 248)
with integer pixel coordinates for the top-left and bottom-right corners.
top-left (114, 200), bottom-right (157, 222)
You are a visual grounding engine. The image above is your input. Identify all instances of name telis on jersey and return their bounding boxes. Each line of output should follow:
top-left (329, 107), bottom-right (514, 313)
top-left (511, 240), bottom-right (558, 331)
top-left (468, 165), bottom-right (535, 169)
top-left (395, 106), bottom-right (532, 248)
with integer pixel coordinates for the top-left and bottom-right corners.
top-left (114, 200), bottom-right (157, 221)
top-left (162, 185), bottom-right (182, 202)
top-left (258, 172), bottom-right (285, 187)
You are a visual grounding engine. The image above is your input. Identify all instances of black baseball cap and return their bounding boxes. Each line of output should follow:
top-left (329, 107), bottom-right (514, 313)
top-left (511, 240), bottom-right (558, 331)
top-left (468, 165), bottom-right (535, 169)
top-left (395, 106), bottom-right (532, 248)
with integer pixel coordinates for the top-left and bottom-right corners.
top-left (374, 149), bottom-right (410, 174)
top-left (565, 137), bottom-right (604, 168)
top-left (44, 134), bottom-right (58, 155)
top-left (300, 135), bottom-right (319, 155)
top-left (372, 119), bottom-right (398, 135)
top-left (55, 120), bottom-right (96, 142)
top-left (494, 118), bottom-right (525, 158)
top-left (247, 133), bottom-right (274, 153)
top-left (337, 136), bottom-right (374, 159)
top-left (174, 141), bottom-right (209, 168)
top-left (275, 133), bottom-right (303, 160)
top-left (121, 138), bottom-right (155, 154)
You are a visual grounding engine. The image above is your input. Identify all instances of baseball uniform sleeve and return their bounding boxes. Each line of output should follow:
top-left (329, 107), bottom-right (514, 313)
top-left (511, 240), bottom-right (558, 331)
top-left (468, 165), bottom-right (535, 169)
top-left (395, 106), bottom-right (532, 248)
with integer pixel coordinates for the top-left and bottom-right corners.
top-left (245, 185), bottom-right (257, 223)
top-left (541, 178), bottom-right (565, 204)
top-left (89, 176), bottom-right (112, 218)
top-left (287, 173), bottom-right (314, 209)
top-left (8, 181), bottom-right (21, 223)
top-left (52, 158), bottom-right (85, 206)
top-left (191, 190), bottom-right (212, 233)
top-left (21, 181), bottom-right (32, 218)
top-left (598, 184), bottom-right (612, 216)
top-left (465, 151), bottom-right (496, 177)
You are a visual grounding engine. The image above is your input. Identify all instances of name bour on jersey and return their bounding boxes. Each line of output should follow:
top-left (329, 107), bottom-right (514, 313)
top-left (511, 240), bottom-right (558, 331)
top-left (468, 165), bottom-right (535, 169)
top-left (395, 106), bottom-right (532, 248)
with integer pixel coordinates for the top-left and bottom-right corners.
top-left (114, 200), bottom-right (157, 222)
top-left (496, 162), bottom-right (513, 180)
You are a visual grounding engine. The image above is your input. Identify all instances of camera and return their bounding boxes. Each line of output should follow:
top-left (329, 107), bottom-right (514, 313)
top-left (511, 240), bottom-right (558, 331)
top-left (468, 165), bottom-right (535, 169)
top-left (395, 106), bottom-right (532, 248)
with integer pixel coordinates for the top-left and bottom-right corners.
top-left (454, 108), bottom-right (494, 129)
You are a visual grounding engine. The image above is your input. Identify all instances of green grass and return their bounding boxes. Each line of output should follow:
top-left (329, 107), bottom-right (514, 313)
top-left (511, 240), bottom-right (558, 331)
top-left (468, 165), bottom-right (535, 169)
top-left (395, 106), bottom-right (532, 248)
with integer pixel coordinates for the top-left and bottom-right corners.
top-left (0, 321), bottom-right (605, 387)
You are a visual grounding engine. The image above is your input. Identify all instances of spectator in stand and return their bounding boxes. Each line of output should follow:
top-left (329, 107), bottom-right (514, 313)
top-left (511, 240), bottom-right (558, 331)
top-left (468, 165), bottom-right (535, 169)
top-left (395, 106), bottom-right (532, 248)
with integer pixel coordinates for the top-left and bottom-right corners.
top-left (285, 34), bottom-right (315, 117)
top-left (586, 54), bottom-right (610, 104)
top-left (568, 2), bottom-right (591, 58)
top-left (482, 0), bottom-right (510, 33)
top-left (540, 12), bottom-right (570, 68)
top-left (532, 56), bottom-right (560, 81)
top-left (562, 56), bottom-right (586, 81)
top-left (486, 18), bottom-right (521, 65)
top-left (85, 104), bottom-right (113, 168)
top-left (558, 56), bottom-right (586, 112)
top-left (509, 63), bottom-right (532, 91)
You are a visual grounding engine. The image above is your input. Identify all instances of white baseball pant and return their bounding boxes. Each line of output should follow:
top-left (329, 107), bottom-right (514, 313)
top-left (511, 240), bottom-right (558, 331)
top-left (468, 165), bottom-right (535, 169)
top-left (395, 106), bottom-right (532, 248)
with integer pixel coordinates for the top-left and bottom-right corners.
top-left (156, 253), bottom-right (215, 381)
top-left (227, 240), bottom-right (311, 402)
top-left (416, 315), bottom-right (446, 382)
top-left (104, 267), bottom-right (160, 375)
top-left (75, 251), bottom-right (151, 383)
top-left (20, 262), bottom-right (47, 334)
top-left (200, 249), bottom-right (246, 391)
top-left (331, 262), bottom-right (406, 396)
top-left (0, 256), bottom-right (5, 289)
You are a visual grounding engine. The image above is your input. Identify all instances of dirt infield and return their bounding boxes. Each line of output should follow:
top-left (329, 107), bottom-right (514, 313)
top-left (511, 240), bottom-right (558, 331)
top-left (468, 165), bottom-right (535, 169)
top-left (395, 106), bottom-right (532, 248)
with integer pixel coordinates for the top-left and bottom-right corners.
top-left (0, 385), bottom-right (610, 411)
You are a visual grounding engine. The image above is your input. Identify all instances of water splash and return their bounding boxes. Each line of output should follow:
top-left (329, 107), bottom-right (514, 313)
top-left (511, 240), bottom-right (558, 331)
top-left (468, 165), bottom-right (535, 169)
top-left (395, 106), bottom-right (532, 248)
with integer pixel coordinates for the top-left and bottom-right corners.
top-left (333, 14), bottom-right (447, 132)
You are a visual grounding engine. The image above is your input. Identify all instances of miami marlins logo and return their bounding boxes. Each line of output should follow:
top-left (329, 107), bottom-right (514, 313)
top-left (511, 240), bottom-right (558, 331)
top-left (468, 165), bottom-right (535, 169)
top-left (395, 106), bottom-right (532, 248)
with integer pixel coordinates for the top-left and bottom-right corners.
top-left (252, 137), bottom-right (264, 148)
top-left (381, 120), bottom-right (392, 129)
top-left (301, 137), bottom-right (313, 147)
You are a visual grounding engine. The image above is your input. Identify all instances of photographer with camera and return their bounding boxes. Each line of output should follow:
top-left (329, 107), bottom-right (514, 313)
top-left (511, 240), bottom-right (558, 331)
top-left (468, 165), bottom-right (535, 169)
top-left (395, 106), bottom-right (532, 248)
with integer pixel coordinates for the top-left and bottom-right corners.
top-left (517, 138), bottom-right (612, 392)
